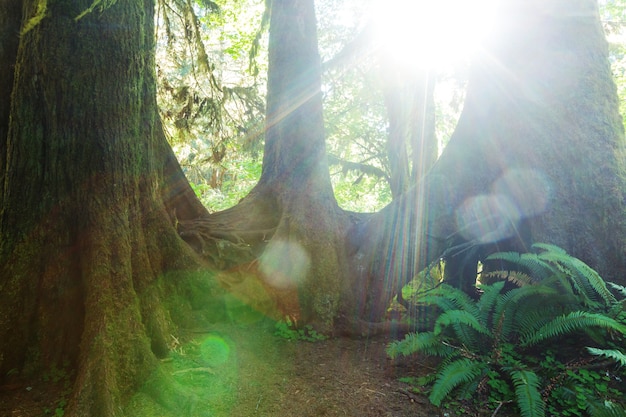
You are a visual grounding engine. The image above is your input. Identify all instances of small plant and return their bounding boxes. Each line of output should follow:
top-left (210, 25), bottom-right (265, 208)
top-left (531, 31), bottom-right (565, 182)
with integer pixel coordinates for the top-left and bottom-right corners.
top-left (273, 317), bottom-right (327, 342)
top-left (388, 244), bottom-right (626, 417)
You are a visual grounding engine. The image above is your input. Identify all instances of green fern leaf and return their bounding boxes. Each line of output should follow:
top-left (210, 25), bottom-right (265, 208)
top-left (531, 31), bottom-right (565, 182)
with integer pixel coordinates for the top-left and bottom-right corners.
top-left (586, 347), bottom-right (626, 366)
top-left (531, 242), bottom-right (566, 254)
top-left (494, 285), bottom-right (558, 340)
top-left (433, 310), bottom-right (491, 350)
top-left (539, 251), bottom-right (614, 306)
top-left (487, 251), bottom-right (556, 280)
top-left (428, 358), bottom-right (486, 406)
top-left (520, 311), bottom-right (626, 347)
top-left (477, 281), bottom-right (505, 322)
top-left (510, 369), bottom-right (545, 417)
top-left (386, 332), bottom-right (454, 359)
top-left (585, 400), bottom-right (626, 417)
top-left (419, 284), bottom-right (480, 316)
top-left (608, 282), bottom-right (626, 298)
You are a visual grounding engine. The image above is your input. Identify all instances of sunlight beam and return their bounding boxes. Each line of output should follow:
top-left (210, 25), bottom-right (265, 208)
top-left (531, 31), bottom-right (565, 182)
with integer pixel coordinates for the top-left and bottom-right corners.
top-left (370, 0), bottom-right (498, 69)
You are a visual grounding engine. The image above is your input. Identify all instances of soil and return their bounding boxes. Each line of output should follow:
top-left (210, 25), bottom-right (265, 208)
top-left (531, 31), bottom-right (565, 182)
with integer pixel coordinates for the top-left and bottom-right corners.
top-left (0, 319), bottom-right (446, 417)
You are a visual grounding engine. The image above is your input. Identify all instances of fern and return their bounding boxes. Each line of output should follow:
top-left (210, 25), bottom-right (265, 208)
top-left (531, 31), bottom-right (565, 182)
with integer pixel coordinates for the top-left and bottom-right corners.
top-left (420, 284), bottom-right (480, 316)
top-left (520, 311), bottom-right (626, 347)
top-left (482, 270), bottom-right (535, 287)
top-left (428, 358), bottom-right (486, 406)
top-left (434, 309), bottom-right (490, 337)
top-left (391, 244), bottom-right (626, 416)
top-left (476, 280), bottom-right (505, 323)
top-left (386, 331), bottom-right (454, 359)
top-left (510, 369), bottom-right (545, 417)
top-left (539, 251), bottom-right (614, 307)
top-left (585, 401), bottom-right (626, 417)
top-left (486, 251), bottom-right (553, 281)
top-left (493, 285), bottom-right (558, 341)
top-left (586, 347), bottom-right (626, 366)
top-left (488, 243), bottom-right (616, 309)
top-left (608, 282), bottom-right (626, 298)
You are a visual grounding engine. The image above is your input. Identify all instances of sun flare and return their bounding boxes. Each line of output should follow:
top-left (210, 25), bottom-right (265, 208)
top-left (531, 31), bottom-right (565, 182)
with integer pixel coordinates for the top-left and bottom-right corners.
top-left (370, 0), bottom-right (497, 69)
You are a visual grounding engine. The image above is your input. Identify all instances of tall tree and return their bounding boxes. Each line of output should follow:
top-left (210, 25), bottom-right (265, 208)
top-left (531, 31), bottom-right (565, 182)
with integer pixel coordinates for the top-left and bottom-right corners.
top-left (0, 0), bottom-right (210, 415)
top-left (183, 0), bottom-right (349, 329)
top-left (351, 0), bottom-right (626, 300)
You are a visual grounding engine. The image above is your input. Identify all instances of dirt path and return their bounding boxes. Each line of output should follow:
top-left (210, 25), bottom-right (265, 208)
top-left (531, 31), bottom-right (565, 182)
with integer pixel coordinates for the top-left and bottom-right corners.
top-left (209, 321), bottom-right (440, 417)
top-left (0, 320), bottom-right (441, 416)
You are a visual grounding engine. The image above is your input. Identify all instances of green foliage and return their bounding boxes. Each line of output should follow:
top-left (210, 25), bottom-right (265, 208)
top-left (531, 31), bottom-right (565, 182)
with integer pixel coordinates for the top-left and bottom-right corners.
top-left (388, 244), bottom-right (626, 416)
top-left (428, 359), bottom-right (486, 407)
top-left (486, 243), bottom-right (617, 308)
top-left (587, 347), bottom-right (626, 367)
top-left (273, 317), bottom-right (327, 342)
top-left (510, 369), bottom-right (545, 417)
top-left (542, 350), bottom-right (626, 417)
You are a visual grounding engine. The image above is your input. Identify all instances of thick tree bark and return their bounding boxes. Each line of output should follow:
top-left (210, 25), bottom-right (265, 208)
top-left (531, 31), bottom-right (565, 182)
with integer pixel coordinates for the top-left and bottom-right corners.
top-left (201, 0), bottom-right (349, 329)
top-left (0, 0), bottom-right (22, 185)
top-left (0, 0), bottom-right (211, 415)
top-left (350, 0), bottom-right (626, 300)
top-left (436, 0), bottom-right (626, 287)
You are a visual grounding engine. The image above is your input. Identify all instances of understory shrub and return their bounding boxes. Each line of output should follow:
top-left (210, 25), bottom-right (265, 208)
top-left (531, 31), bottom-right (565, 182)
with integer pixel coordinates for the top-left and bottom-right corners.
top-left (387, 244), bottom-right (626, 417)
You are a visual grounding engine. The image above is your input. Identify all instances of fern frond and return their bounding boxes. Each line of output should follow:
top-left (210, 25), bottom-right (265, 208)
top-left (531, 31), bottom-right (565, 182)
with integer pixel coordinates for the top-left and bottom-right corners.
top-left (520, 311), bottom-right (626, 347)
top-left (608, 282), bottom-right (626, 298)
top-left (585, 400), bottom-right (626, 417)
top-left (486, 252), bottom-right (554, 280)
top-left (515, 306), bottom-right (564, 337)
top-left (433, 310), bottom-right (491, 352)
top-left (386, 332), bottom-right (454, 359)
top-left (586, 347), bottom-right (626, 367)
top-left (481, 270), bottom-right (535, 287)
top-left (540, 251), bottom-right (614, 306)
top-left (494, 285), bottom-right (558, 340)
top-left (428, 358), bottom-right (486, 406)
top-left (419, 284), bottom-right (480, 316)
top-left (510, 369), bottom-right (545, 417)
top-left (476, 281), bottom-right (505, 323)
top-left (531, 242), bottom-right (567, 254)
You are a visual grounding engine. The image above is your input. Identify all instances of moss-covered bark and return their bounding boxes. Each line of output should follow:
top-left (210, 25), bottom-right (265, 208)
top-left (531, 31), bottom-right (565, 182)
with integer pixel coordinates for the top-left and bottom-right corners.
top-left (0, 0), bottom-right (21, 181)
top-left (0, 0), bottom-right (212, 415)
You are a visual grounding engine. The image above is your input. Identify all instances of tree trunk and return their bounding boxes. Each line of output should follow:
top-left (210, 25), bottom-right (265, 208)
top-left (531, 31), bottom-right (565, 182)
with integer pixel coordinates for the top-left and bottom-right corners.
top-left (0, 0), bottom-right (211, 415)
top-left (194, 0), bottom-right (349, 330)
top-left (351, 0), bottom-right (626, 298)
top-left (437, 0), bottom-right (626, 287)
top-left (383, 68), bottom-right (438, 199)
top-left (0, 0), bottom-right (21, 186)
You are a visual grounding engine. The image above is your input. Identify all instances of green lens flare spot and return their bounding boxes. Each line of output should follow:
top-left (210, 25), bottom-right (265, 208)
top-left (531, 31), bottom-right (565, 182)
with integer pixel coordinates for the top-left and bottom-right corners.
top-left (200, 335), bottom-right (231, 367)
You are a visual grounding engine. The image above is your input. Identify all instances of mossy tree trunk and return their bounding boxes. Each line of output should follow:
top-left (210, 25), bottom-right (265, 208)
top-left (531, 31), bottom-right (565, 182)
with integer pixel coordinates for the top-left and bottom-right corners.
top-left (191, 0), bottom-right (350, 329)
top-left (435, 0), bottom-right (626, 288)
top-left (0, 0), bottom-right (210, 415)
top-left (0, 0), bottom-right (21, 185)
top-left (352, 0), bottom-right (626, 294)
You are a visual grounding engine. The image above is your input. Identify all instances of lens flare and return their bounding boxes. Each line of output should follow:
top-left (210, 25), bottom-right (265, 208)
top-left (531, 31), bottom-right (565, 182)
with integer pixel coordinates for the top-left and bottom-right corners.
top-left (259, 240), bottom-right (311, 289)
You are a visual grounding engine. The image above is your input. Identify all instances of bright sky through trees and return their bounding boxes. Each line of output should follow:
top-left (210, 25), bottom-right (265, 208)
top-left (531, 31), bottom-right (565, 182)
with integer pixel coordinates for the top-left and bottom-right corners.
top-left (370, 0), bottom-right (497, 68)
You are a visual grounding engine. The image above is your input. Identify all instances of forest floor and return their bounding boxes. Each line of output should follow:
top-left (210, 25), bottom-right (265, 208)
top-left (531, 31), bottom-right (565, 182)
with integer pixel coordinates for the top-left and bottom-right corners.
top-left (0, 317), bottom-right (512, 417)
